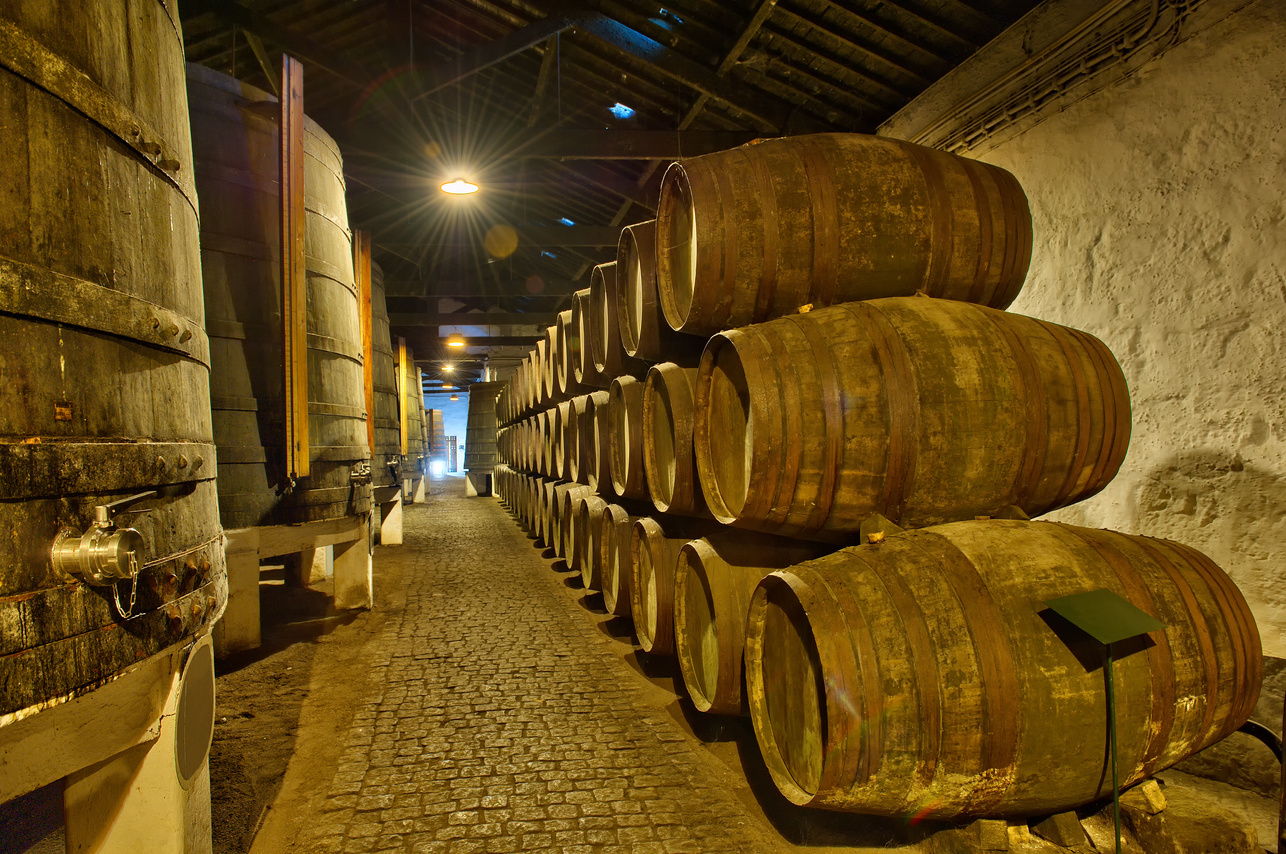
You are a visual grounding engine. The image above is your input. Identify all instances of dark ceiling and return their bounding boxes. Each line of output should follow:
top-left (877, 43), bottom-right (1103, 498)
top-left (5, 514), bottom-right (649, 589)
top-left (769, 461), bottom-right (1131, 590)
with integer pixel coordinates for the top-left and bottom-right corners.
top-left (179, 0), bottom-right (1040, 390)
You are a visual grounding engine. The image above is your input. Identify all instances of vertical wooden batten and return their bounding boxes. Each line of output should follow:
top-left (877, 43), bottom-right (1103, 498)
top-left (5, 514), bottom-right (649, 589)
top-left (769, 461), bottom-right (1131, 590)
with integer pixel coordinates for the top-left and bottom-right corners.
top-left (356, 230), bottom-right (375, 454)
top-left (280, 55), bottom-right (308, 479)
top-left (398, 336), bottom-right (410, 457)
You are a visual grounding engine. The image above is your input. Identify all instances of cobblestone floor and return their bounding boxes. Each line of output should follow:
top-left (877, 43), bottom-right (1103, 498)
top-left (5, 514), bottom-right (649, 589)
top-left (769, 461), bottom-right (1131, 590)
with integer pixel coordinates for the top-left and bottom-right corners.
top-left (298, 476), bottom-right (792, 854)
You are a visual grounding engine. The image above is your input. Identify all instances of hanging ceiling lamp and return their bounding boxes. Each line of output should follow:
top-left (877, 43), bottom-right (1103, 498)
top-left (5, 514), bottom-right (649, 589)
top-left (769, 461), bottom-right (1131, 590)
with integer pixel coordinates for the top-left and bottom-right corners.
top-left (446, 332), bottom-right (466, 348)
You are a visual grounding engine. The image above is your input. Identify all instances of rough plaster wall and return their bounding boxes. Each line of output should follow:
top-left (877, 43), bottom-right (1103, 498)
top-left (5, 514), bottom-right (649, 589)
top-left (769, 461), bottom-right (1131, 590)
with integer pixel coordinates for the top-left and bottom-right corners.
top-left (980, 2), bottom-right (1286, 662)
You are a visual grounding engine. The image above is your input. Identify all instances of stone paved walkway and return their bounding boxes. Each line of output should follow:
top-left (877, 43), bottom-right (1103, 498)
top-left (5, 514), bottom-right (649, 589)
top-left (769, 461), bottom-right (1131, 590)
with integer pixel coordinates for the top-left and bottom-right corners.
top-left (298, 476), bottom-right (788, 854)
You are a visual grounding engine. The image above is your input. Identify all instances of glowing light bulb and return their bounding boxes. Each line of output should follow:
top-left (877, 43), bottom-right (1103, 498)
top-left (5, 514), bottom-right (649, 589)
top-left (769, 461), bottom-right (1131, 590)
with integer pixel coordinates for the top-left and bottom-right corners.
top-left (441, 178), bottom-right (479, 195)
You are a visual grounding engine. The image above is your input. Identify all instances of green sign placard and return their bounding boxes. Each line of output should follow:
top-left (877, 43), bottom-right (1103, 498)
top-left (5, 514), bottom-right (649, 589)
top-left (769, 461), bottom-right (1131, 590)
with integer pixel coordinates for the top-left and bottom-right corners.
top-left (1044, 587), bottom-right (1167, 646)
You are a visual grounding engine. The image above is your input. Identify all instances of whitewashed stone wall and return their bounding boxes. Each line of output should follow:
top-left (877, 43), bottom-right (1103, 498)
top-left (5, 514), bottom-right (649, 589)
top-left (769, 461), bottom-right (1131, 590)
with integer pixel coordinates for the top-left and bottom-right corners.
top-left (972, 2), bottom-right (1286, 658)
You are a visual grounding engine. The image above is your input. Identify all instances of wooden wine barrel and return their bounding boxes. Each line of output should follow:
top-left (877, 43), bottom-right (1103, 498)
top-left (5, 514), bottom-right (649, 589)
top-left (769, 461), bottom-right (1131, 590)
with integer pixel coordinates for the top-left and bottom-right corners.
top-left (536, 480), bottom-right (559, 548)
top-left (617, 219), bottom-right (704, 363)
top-left (542, 323), bottom-right (562, 403)
top-left (577, 495), bottom-right (610, 591)
top-left (562, 491), bottom-right (591, 569)
top-left (609, 376), bottom-right (650, 501)
top-left (518, 415), bottom-right (536, 473)
top-left (190, 65), bottom-right (372, 527)
top-left (536, 409), bottom-right (552, 477)
top-left (550, 401), bottom-right (572, 481)
top-left (674, 535), bottom-right (833, 715)
top-left (555, 311), bottom-right (585, 399)
top-left (643, 363), bottom-right (708, 517)
top-left (464, 381), bottom-right (504, 474)
top-left (549, 483), bottom-right (591, 561)
top-left (630, 516), bottom-right (723, 656)
top-left (370, 262), bottom-right (400, 488)
top-left (745, 520), bottom-right (1261, 819)
top-left (0, 3), bottom-right (227, 727)
top-left (533, 338), bottom-right (550, 410)
top-left (572, 288), bottom-right (610, 389)
top-left (580, 391), bottom-right (612, 491)
top-left (655, 133), bottom-right (1033, 337)
top-left (599, 502), bottom-right (649, 618)
top-left (565, 394), bottom-right (591, 484)
top-left (696, 297), bottom-right (1131, 539)
top-left (589, 262), bottom-right (649, 380)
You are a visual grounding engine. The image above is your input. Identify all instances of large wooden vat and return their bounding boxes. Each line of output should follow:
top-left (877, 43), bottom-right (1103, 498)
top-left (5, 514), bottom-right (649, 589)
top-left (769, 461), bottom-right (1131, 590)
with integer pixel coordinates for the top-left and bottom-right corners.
top-left (370, 261), bottom-right (400, 488)
top-left (655, 133), bottom-right (1033, 336)
top-left (744, 520), bottom-right (1261, 819)
top-left (404, 362), bottom-right (425, 472)
top-left (0, 0), bottom-right (227, 741)
top-left (189, 64), bottom-right (371, 528)
top-left (427, 409), bottom-right (447, 466)
top-left (696, 297), bottom-right (1131, 539)
top-left (463, 382), bottom-right (504, 473)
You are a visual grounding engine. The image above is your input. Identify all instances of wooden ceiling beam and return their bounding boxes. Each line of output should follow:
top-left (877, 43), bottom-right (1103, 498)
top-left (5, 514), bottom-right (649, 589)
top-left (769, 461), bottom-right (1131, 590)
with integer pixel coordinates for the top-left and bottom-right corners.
top-left (177, 0), bottom-right (371, 90)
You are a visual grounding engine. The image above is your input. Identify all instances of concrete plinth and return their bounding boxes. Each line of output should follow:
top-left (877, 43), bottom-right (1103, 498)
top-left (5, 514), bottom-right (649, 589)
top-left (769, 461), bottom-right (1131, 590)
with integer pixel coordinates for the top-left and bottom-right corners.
top-left (64, 636), bottom-right (215, 854)
top-left (213, 515), bottom-right (373, 656)
top-left (374, 485), bottom-right (403, 546)
top-left (465, 471), bottom-right (492, 497)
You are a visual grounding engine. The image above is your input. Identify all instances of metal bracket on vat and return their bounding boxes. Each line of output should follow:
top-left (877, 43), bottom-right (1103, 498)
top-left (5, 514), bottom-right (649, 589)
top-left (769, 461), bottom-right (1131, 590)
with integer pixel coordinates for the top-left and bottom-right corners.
top-left (51, 491), bottom-right (158, 618)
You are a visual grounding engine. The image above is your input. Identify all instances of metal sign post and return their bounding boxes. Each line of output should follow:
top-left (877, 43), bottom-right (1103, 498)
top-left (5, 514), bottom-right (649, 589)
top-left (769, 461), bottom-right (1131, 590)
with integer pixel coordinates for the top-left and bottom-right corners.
top-left (1044, 587), bottom-right (1166, 854)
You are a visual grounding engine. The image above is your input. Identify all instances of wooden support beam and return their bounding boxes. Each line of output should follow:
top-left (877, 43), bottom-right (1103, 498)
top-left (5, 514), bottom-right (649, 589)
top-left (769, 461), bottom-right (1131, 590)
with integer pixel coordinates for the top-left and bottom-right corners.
top-left (573, 13), bottom-right (800, 131)
top-left (280, 55), bottom-right (309, 479)
top-left (527, 38), bottom-right (559, 127)
top-left (241, 29), bottom-right (279, 97)
top-left (388, 312), bottom-right (557, 327)
top-left (510, 129), bottom-right (758, 158)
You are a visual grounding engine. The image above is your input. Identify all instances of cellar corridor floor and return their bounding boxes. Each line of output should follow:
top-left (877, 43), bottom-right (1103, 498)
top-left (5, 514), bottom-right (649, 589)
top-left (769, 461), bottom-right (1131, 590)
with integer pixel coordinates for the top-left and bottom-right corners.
top-left (214, 475), bottom-right (930, 854)
top-left (206, 476), bottom-right (1279, 854)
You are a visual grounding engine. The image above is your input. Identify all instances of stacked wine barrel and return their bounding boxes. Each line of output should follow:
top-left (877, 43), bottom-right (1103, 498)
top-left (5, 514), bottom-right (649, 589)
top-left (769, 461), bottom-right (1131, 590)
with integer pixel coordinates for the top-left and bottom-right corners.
top-left (492, 134), bottom-right (1261, 823)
